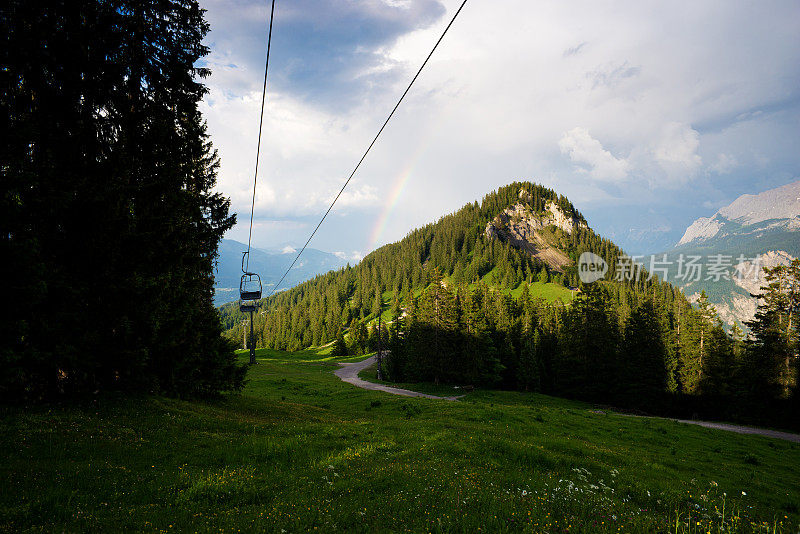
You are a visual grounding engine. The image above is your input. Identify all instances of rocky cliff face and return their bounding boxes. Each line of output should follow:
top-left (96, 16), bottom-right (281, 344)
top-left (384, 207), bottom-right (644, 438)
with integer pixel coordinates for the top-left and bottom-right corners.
top-left (665, 180), bottom-right (800, 328)
top-left (677, 216), bottom-right (724, 246)
top-left (677, 180), bottom-right (800, 246)
top-left (732, 250), bottom-right (795, 296)
top-left (484, 190), bottom-right (586, 270)
top-left (685, 250), bottom-right (795, 327)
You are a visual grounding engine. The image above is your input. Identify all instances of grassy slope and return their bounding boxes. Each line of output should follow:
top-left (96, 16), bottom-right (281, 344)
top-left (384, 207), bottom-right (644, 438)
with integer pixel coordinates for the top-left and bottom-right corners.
top-left (2, 351), bottom-right (798, 533)
top-left (364, 279), bottom-right (573, 329)
top-left (476, 269), bottom-right (576, 304)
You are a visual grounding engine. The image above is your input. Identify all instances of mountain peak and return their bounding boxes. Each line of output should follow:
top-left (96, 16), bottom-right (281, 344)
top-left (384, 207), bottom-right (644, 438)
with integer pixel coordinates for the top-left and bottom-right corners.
top-left (668, 180), bottom-right (800, 328)
top-left (484, 190), bottom-right (587, 271)
top-left (677, 180), bottom-right (800, 246)
top-left (718, 180), bottom-right (800, 224)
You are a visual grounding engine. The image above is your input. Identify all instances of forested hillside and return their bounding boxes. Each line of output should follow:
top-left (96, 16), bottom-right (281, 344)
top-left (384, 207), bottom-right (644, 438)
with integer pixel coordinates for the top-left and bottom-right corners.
top-left (222, 182), bottom-right (798, 427)
top-left (220, 182), bottom-right (623, 347)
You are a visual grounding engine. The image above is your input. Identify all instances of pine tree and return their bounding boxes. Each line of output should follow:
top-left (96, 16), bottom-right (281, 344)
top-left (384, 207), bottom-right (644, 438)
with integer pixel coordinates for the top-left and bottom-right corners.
top-left (537, 267), bottom-right (550, 284)
top-left (742, 263), bottom-right (799, 400)
top-left (332, 328), bottom-right (348, 357)
top-left (1, 0), bottom-right (244, 399)
top-left (372, 288), bottom-right (382, 317)
top-left (696, 292), bottom-right (717, 376)
top-left (519, 328), bottom-right (542, 392)
top-left (351, 318), bottom-right (369, 355)
top-left (391, 292), bottom-right (402, 318)
top-left (557, 283), bottom-right (619, 400)
top-left (385, 312), bottom-right (406, 380)
top-left (619, 298), bottom-right (668, 406)
top-left (461, 287), bottom-right (502, 385)
top-left (693, 301), bottom-right (735, 398)
top-left (678, 291), bottom-right (716, 394)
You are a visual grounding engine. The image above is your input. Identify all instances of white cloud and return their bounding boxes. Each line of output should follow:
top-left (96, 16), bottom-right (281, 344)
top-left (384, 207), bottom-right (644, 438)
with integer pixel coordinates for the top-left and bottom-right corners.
top-left (201, 0), bottom-right (800, 254)
top-left (563, 41), bottom-right (586, 57)
top-left (702, 198), bottom-right (729, 210)
top-left (224, 218), bottom-right (308, 247)
top-left (201, 84), bottom-right (382, 217)
top-left (333, 250), bottom-right (364, 262)
top-left (329, 185), bottom-right (379, 208)
top-left (709, 153), bottom-right (739, 175)
top-left (559, 127), bottom-right (630, 182)
top-left (586, 61), bottom-right (641, 89)
top-left (652, 122), bottom-right (702, 183)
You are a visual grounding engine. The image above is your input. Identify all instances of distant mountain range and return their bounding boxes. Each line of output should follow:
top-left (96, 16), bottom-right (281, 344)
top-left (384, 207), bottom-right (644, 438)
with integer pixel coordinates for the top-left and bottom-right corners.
top-left (213, 239), bottom-right (348, 305)
top-left (677, 181), bottom-right (800, 249)
top-left (661, 180), bottom-right (800, 327)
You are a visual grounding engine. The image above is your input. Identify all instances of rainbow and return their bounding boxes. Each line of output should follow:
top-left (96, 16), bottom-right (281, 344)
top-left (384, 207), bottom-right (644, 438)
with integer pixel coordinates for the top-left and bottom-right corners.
top-left (367, 105), bottom-right (454, 252)
top-left (367, 115), bottom-right (448, 251)
top-left (367, 166), bottom-right (413, 251)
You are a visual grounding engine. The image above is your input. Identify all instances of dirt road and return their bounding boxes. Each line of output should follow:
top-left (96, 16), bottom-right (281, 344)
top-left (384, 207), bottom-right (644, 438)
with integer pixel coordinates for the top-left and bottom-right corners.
top-left (610, 411), bottom-right (800, 443)
top-left (334, 356), bottom-right (461, 401)
top-left (669, 418), bottom-right (800, 443)
top-left (334, 357), bottom-right (800, 443)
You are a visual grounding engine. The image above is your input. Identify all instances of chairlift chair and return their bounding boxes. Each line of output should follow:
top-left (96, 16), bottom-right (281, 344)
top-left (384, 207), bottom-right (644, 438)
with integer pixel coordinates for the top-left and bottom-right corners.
top-left (239, 251), bottom-right (262, 312)
top-left (239, 251), bottom-right (263, 299)
top-left (240, 273), bottom-right (262, 301)
top-left (239, 300), bottom-right (259, 313)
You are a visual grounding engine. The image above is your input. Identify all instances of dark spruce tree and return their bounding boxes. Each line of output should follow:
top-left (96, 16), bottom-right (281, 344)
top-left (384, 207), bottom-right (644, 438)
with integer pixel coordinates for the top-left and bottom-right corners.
top-left (619, 298), bottom-right (668, 406)
top-left (556, 283), bottom-right (619, 401)
top-left (742, 262), bottom-right (799, 402)
top-left (332, 328), bottom-right (348, 358)
top-left (1, 0), bottom-right (245, 400)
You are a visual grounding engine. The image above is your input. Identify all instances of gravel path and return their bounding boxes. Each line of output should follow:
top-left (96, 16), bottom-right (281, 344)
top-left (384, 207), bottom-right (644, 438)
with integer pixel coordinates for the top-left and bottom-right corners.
top-left (334, 356), bottom-right (462, 401)
top-left (611, 412), bottom-right (800, 443)
top-left (335, 357), bottom-right (800, 442)
top-left (671, 418), bottom-right (800, 443)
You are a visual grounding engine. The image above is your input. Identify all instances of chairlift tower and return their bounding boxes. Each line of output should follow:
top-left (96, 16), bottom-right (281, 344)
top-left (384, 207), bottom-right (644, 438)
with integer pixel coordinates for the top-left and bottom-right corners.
top-left (376, 311), bottom-right (383, 380)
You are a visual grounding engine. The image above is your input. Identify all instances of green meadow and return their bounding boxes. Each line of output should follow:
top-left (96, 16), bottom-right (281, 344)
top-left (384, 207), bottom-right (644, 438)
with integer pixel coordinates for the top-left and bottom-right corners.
top-left (1, 349), bottom-right (798, 532)
top-left (368, 279), bottom-right (573, 329)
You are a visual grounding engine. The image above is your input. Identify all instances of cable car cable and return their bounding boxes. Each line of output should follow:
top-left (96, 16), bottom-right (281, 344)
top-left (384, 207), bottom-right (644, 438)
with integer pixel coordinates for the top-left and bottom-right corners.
top-left (239, 0), bottom-right (275, 364)
top-left (245, 0), bottom-right (276, 273)
top-left (267, 0), bottom-right (469, 297)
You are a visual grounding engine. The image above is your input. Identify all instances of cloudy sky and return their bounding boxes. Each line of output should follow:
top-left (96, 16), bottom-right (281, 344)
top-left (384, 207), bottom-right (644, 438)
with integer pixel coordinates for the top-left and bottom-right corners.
top-left (200, 0), bottom-right (800, 258)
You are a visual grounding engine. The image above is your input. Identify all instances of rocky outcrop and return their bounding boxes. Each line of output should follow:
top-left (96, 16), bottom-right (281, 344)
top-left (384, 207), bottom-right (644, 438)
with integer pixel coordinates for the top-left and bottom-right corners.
top-left (546, 201), bottom-right (585, 234)
top-left (484, 192), bottom-right (585, 270)
top-left (685, 250), bottom-right (795, 327)
top-left (732, 250), bottom-right (795, 296)
top-left (677, 216), bottom-right (724, 246)
top-left (687, 291), bottom-right (758, 329)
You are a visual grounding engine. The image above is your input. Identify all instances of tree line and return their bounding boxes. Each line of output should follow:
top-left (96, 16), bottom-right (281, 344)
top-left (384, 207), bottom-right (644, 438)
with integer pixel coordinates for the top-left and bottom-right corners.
top-left (384, 264), bottom-right (798, 427)
top-left (2, 0), bottom-right (245, 401)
